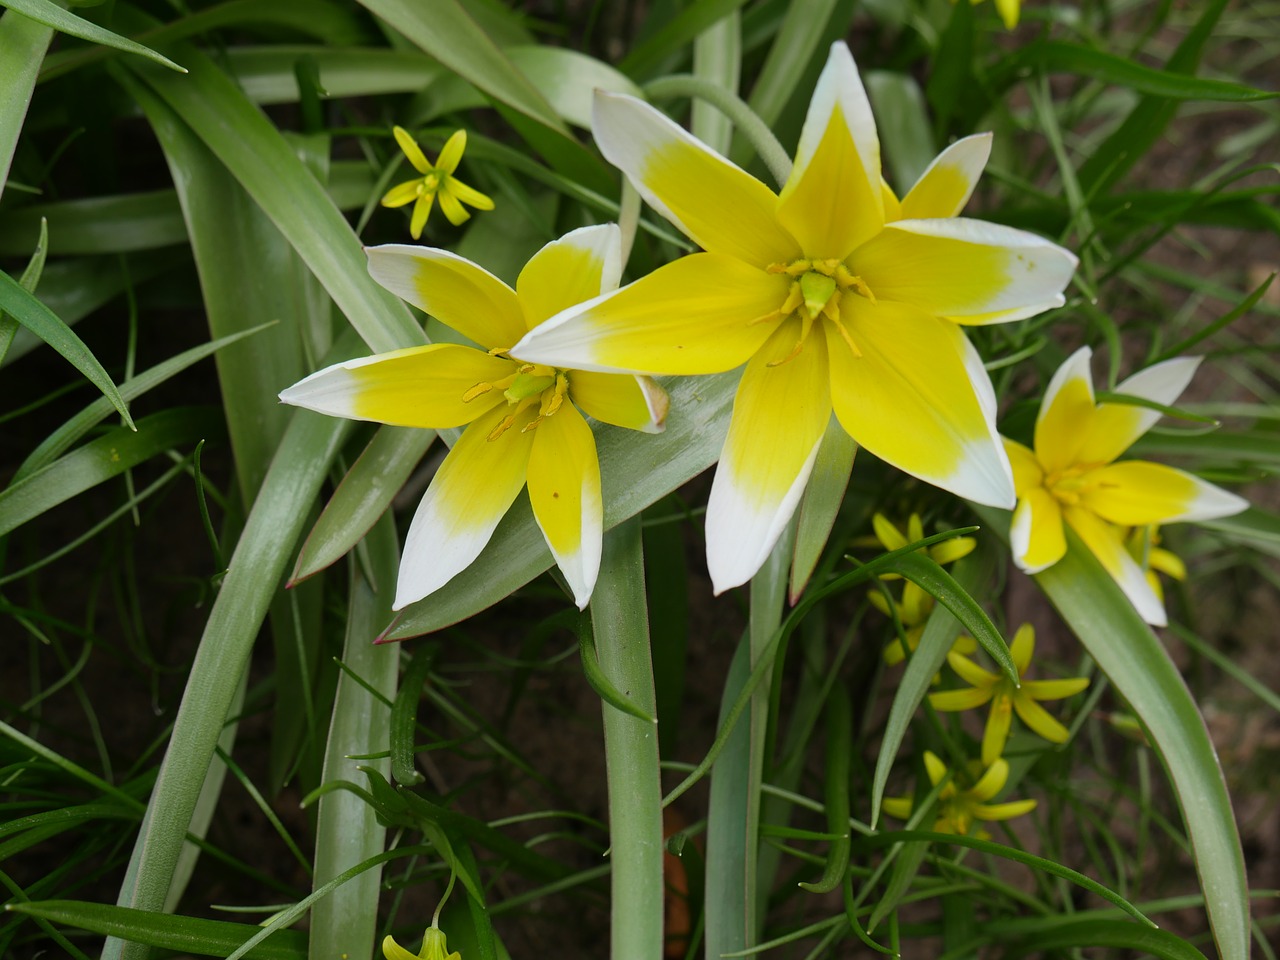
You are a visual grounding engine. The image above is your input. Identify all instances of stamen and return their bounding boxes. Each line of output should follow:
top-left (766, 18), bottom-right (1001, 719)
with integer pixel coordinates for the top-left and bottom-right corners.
top-left (487, 394), bottom-right (541, 441)
top-left (462, 382), bottom-right (492, 402)
top-left (828, 315), bottom-right (863, 358)
top-left (524, 372), bottom-right (571, 431)
top-left (767, 313), bottom-right (815, 368)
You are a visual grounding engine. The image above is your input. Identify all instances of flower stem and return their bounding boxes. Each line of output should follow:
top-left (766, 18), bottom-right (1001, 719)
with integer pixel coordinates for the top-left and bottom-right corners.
top-left (641, 74), bottom-right (793, 188)
top-left (590, 516), bottom-right (663, 960)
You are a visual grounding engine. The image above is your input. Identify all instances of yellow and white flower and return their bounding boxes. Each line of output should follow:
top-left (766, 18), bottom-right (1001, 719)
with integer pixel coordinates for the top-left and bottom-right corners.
top-left (279, 225), bottom-right (667, 610)
top-left (513, 42), bottom-right (1076, 592)
top-left (381, 127), bottom-right (495, 239)
top-left (1004, 346), bottom-right (1247, 625)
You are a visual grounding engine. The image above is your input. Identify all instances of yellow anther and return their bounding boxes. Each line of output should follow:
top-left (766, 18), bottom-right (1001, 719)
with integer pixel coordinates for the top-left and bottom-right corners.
top-left (829, 315), bottom-right (863, 358)
top-left (488, 413), bottom-right (517, 441)
top-left (462, 382), bottom-right (492, 402)
top-left (767, 314), bottom-right (816, 368)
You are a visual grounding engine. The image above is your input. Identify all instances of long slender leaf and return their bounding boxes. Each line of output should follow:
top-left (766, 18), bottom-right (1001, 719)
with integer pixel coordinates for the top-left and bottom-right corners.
top-left (0, 0), bottom-right (185, 72)
top-left (972, 506), bottom-right (1250, 960)
top-left (0, 269), bottom-right (134, 427)
top-left (0, 407), bottom-right (221, 538)
top-left (0, 7), bottom-right (53, 202)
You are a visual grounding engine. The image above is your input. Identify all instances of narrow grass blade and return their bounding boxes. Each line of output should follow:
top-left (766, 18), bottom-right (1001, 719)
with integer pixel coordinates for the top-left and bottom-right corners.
top-left (0, 269), bottom-right (134, 428)
top-left (5, 901), bottom-right (306, 960)
top-left (0, 7), bottom-right (53, 202)
top-left (997, 918), bottom-right (1207, 960)
top-left (797, 685), bottom-right (851, 894)
top-left (742, 0), bottom-right (838, 131)
top-left (292, 426), bottom-right (434, 584)
top-left (0, 216), bottom-right (46, 365)
top-left (691, 8), bottom-right (740, 155)
top-left (0, 0), bottom-right (184, 72)
top-left (789, 417), bottom-right (856, 603)
top-left (973, 505), bottom-right (1251, 960)
top-left (619, 0), bottom-right (752, 79)
top-left (0, 407), bottom-right (222, 538)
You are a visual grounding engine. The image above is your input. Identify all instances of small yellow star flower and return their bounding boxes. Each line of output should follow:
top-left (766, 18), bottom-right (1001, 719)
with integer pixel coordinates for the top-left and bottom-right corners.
top-left (383, 925), bottom-right (459, 960)
top-left (872, 512), bottom-right (977, 574)
top-left (512, 42), bottom-right (1077, 593)
top-left (882, 750), bottom-right (1037, 837)
top-left (382, 127), bottom-right (495, 239)
top-left (279, 225), bottom-right (668, 610)
top-left (1126, 524), bottom-right (1186, 605)
top-left (1004, 347), bottom-right (1247, 626)
top-left (929, 623), bottom-right (1089, 765)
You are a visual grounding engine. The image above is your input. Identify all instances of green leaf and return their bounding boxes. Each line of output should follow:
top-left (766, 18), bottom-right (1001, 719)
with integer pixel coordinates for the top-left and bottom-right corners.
top-left (385, 371), bottom-right (737, 640)
top-left (863, 71), bottom-right (935, 192)
top-left (0, 407), bottom-right (223, 538)
top-left (292, 426), bottom-right (434, 584)
top-left (1202, 508), bottom-right (1280, 559)
top-left (742, 0), bottom-right (839, 131)
top-left (0, 6), bottom-right (54, 202)
top-left (0, 215), bottom-right (47, 365)
top-left (578, 615), bottom-right (657, 724)
top-left (972, 506), bottom-right (1250, 960)
top-left (619, 0), bottom-right (753, 80)
top-left (121, 46), bottom-right (421, 355)
top-left (789, 417), bottom-right (856, 603)
top-left (0, 268), bottom-right (135, 428)
top-left (509, 46), bottom-right (644, 129)
top-left (4, 901), bottom-right (306, 959)
top-left (0, 0), bottom-right (185, 72)
top-left (0, 189), bottom-right (188, 255)
top-left (996, 918), bottom-right (1208, 960)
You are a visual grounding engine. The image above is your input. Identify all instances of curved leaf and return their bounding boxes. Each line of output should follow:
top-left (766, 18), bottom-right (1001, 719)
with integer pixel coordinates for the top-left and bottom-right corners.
top-left (0, 0), bottom-right (185, 72)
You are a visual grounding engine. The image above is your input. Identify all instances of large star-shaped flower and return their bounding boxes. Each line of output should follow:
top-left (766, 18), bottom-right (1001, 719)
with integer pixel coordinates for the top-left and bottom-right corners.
top-left (513, 42), bottom-right (1076, 592)
top-left (1004, 346), bottom-right (1247, 625)
top-left (279, 225), bottom-right (667, 610)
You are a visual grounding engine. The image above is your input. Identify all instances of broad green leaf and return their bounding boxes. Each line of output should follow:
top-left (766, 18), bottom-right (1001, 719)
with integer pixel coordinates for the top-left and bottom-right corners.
top-left (972, 506), bottom-right (1250, 960)
top-left (510, 46), bottom-right (644, 128)
top-left (385, 371), bottom-right (738, 639)
top-left (863, 71), bottom-right (935, 192)
top-left (0, 407), bottom-right (222, 538)
top-left (0, 190), bottom-right (187, 255)
top-left (789, 417), bottom-right (856, 603)
top-left (0, 0), bottom-right (185, 72)
top-left (106, 397), bottom-right (355, 960)
top-left (13, 323), bottom-right (273, 481)
top-left (619, 0), bottom-right (753, 79)
top-left (122, 45), bottom-right (421, 355)
top-left (292, 426), bottom-right (434, 584)
top-left (0, 268), bottom-right (134, 427)
top-left (0, 7), bottom-right (53, 202)
top-left (225, 45), bottom-right (441, 105)
top-left (6, 901), bottom-right (305, 959)
top-left (355, 0), bottom-right (563, 134)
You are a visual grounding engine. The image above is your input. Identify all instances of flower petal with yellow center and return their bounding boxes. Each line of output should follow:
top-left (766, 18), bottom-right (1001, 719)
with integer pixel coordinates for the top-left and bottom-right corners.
top-left (396, 402), bottom-right (537, 610)
top-left (527, 402), bottom-right (603, 608)
top-left (705, 317), bottom-right (831, 592)
top-left (1082, 460), bottom-right (1248, 526)
top-left (277, 343), bottom-right (512, 428)
top-left (1075, 355), bottom-right (1200, 465)
top-left (570, 370), bottom-right (669, 434)
top-left (826, 299), bottom-right (1014, 507)
top-left (1063, 504), bottom-right (1167, 626)
top-left (366, 245), bottom-right (527, 350)
top-left (899, 133), bottom-right (992, 220)
top-left (591, 91), bottom-right (799, 267)
top-left (516, 224), bottom-right (624, 329)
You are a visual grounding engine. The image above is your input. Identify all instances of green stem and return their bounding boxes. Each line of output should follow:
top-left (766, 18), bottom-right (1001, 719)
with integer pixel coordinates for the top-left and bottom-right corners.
top-left (642, 74), bottom-right (793, 188)
top-left (309, 512), bottom-right (400, 960)
top-left (591, 516), bottom-right (664, 960)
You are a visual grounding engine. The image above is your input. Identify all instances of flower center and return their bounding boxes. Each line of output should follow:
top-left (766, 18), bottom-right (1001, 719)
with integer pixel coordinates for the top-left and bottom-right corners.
top-left (462, 361), bottom-right (569, 441)
top-left (423, 172), bottom-right (441, 192)
top-left (750, 258), bottom-right (876, 366)
top-left (1043, 463), bottom-right (1107, 506)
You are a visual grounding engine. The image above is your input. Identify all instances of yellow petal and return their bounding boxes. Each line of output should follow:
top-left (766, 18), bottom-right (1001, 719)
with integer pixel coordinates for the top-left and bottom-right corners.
top-left (1016, 696), bottom-right (1071, 744)
top-left (570, 371), bottom-right (668, 434)
top-left (447, 176), bottom-right (495, 211)
top-left (381, 179), bottom-right (421, 208)
top-left (826, 299), bottom-right (1014, 507)
top-left (981, 695), bottom-right (1014, 766)
top-left (528, 403), bottom-right (603, 609)
top-left (382, 935), bottom-right (421, 960)
top-left (1004, 437), bottom-right (1043, 493)
top-left (394, 403), bottom-right (536, 609)
top-left (1009, 622), bottom-right (1035, 675)
top-left (928, 686), bottom-right (993, 712)
top-left (930, 535), bottom-right (976, 566)
top-left (436, 129), bottom-right (467, 174)
top-left (881, 796), bottom-right (914, 820)
top-left (969, 757), bottom-right (1009, 801)
top-left (366, 244), bottom-right (527, 350)
top-left (516, 224), bottom-right (622, 329)
top-left (1064, 505), bottom-right (1167, 626)
top-left (1083, 460), bottom-right (1249, 526)
top-left (880, 177), bottom-right (902, 222)
top-left (1021, 677), bottom-right (1090, 701)
top-left (1075, 356), bottom-right (1200, 466)
top-left (778, 42), bottom-right (883, 258)
top-left (872, 512), bottom-right (908, 550)
top-left (947, 651), bottom-right (999, 688)
top-left (278, 344), bottom-right (511, 428)
top-left (437, 188), bottom-right (471, 226)
top-left (1150, 544), bottom-right (1187, 580)
top-left (922, 750), bottom-right (948, 787)
top-left (511, 253), bottom-right (784, 375)
top-left (705, 318), bottom-right (831, 592)
top-left (972, 799), bottom-right (1037, 822)
top-left (1009, 487), bottom-right (1066, 574)
top-left (994, 0), bottom-right (1021, 29)
top-left (393, 125), bottom-right (431, 173)
top-left (409, 192), bottom-right (434, 240)
top-left (900, 133), bottom-right (992, 220)
top-left (592, 91), bottom-right (799, 266)
top-left (1034, 346), bottom-right (1096, 475)
top-left (853, 218), bottom-right (1076, 321)
top-left (952, 634), bottom-right (978, 655)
